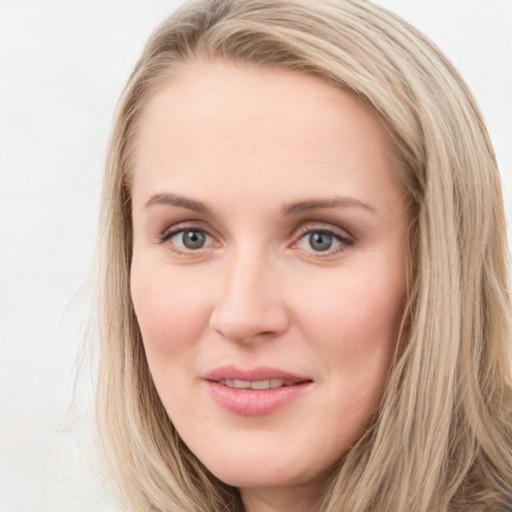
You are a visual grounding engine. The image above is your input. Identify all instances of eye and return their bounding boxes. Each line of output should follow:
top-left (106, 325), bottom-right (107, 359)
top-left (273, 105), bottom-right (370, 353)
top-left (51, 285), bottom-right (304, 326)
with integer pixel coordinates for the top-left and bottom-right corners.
top-left (161, 227), bottom-right (214, 252)
top-left (177, 230), bottom-right (208, 249)
top-left (307, 232), bottom-right (336, 252)
top-left (295, 227), bottom-right (353, 254)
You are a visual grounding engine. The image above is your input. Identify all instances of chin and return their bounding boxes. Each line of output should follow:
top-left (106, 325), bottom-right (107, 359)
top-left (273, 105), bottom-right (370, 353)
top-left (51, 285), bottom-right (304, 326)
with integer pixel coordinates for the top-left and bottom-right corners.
top-left (190, 440), bottom-right (327, 490)
top-left (209, 462), bottom-right (309, 489)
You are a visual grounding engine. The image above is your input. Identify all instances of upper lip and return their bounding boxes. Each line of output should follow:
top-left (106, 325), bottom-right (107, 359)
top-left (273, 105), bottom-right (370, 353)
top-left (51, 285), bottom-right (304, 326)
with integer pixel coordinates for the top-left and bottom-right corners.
top-left (203, 366), bottom-right (311, 383)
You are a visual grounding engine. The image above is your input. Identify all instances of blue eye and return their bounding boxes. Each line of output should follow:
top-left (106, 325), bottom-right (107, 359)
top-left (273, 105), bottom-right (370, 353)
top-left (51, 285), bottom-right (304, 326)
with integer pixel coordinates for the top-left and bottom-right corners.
top-left (297, 228), bottom-right (351, 254)
top-left (165, 229), bottom-right (212, 250)
top-left (180, 230), bottom-right (207, 249)
top-left (308, 232), bottom-right (334, 252)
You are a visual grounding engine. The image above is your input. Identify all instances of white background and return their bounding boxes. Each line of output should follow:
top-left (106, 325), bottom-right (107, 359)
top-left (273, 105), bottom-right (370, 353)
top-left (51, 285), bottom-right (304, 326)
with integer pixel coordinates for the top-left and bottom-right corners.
top-left (1, 1), bottom-right (511, 511)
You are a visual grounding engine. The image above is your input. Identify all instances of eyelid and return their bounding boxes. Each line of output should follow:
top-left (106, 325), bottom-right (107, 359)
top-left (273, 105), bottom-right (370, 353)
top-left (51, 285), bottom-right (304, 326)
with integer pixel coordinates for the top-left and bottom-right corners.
top-left (160, 221), bottom-right (213, 241)
top-left (292, 222), bottom-right (355, 255)
top-left (156, 220), bottom-right (355, 257)
top-left (294, 221), bottom-right (354, 240)
top-left (158, 221), bottom-right (219, 256)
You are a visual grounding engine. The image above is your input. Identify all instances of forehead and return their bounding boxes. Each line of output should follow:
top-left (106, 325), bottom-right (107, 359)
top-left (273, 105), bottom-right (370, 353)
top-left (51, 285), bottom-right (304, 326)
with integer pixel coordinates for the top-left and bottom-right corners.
top-left (131, 59), bottom-right (399, 214)
top-left (135, 59), bottom-right (389, 151)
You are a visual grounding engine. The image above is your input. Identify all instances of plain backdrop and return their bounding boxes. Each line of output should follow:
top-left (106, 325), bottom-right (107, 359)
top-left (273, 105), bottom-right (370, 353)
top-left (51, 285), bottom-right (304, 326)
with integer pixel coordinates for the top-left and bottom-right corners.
top-left (1, 1), bottom-right (511, 511)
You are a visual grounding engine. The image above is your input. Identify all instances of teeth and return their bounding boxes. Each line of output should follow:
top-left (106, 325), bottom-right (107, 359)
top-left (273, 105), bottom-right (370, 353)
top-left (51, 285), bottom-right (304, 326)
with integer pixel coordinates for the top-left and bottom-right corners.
top-left (270, 379), bottom-right (285, 388)
top-left (251, 380), bottom-right (271, 390)
top-left (220, 379), bottom-right (293, 389)
top-left (223, 379), bottom-right (251, 389)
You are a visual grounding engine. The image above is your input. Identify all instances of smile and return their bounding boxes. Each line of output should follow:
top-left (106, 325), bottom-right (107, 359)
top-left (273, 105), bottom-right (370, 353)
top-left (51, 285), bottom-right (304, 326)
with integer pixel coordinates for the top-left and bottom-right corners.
top-left (218, 379), bottom-right (299, 390)
top-left (204, 366), bottom-right (313, 416)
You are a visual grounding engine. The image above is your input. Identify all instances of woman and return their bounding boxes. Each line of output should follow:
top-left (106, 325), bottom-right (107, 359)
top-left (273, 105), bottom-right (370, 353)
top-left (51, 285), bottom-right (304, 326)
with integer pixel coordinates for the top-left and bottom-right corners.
top-left (96, 0), bottom-right (512, 510)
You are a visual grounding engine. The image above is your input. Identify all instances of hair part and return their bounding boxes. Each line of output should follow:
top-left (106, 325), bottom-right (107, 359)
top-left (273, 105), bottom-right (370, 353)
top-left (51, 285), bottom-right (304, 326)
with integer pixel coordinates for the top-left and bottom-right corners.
top-left (96, 1), bottom-right (512, 510)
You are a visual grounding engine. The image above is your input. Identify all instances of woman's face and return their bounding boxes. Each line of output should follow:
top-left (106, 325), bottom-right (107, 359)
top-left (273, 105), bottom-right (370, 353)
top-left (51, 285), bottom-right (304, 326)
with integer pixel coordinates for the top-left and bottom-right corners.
top-left (130, 60), bottom-right (409, 507)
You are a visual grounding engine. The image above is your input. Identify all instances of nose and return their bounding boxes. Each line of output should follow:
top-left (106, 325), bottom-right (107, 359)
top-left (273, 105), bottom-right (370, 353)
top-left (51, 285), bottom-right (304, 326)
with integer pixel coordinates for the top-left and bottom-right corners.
top-left (209, 252), bottom-right (290, 344)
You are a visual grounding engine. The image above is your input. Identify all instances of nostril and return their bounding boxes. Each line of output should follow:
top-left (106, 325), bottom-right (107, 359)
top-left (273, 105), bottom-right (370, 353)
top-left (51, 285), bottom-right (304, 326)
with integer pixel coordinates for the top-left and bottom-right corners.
top-left (208, 270), bottom-right (290, 343)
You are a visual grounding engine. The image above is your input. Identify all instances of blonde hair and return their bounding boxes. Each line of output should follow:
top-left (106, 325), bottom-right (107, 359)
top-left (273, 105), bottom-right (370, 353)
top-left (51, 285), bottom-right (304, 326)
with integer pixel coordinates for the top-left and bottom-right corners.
top-left (96, 1), bottom-right (512, 510)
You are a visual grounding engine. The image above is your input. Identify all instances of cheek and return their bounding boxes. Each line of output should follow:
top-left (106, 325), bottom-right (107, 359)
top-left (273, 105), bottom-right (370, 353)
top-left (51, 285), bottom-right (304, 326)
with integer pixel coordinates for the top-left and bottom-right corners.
top-left (288, 258), bottom-right (406, 412)
top-left (294, 266), bottom-right (405, 350)
top-left (130, 260), bottom-right (213, 374)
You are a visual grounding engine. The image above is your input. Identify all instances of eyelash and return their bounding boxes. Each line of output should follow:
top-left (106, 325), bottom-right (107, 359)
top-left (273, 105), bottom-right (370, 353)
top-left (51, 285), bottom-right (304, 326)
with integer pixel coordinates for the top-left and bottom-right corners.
top-left (158, 223), bottom-right (354, 257)
top-left (293, 225), bottom-right (354, 257)
top-left (159, 223), bottom-right (215, 255)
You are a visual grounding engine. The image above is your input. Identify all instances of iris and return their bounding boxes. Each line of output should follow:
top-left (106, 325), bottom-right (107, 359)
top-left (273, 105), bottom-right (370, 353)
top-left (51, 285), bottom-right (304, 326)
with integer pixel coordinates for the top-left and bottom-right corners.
top-left (182, 230), bottom-right (206, 249)
top-left (309, 232), bottom-right (333, 251)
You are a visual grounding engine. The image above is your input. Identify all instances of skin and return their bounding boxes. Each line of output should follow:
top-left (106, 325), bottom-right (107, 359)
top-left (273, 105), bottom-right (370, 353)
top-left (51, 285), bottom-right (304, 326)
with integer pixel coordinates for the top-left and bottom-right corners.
top-left (130, 59), bottom-right (409, 512)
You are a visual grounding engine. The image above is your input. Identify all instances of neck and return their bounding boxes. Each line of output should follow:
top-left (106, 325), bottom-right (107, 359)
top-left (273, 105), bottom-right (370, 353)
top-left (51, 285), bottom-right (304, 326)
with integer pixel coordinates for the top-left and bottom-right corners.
top-left (241, 484), bottom-right (323, 512)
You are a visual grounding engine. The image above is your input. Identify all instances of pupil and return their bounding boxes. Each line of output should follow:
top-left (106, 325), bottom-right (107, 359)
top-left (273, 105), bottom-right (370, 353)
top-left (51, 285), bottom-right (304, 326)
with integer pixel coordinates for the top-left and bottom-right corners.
top-left (183, 230), bottom-right (205, 249)
top-left (309, 232), bottom-right (332, 251)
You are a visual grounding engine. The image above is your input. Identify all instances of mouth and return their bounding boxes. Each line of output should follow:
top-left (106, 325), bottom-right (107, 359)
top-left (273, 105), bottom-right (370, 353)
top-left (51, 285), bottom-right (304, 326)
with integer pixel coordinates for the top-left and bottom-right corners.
top-left (204, 366), bottom-right (312, 388)
top-left (204, 366), bottom-right (313, 416)
top-left (217, 378), bottom-right (309, 390)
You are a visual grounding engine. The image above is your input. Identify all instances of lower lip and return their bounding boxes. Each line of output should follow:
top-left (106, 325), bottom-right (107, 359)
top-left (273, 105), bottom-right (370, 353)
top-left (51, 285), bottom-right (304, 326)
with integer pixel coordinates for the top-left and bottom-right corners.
top-left (206, 381), bottom-right (311, 416)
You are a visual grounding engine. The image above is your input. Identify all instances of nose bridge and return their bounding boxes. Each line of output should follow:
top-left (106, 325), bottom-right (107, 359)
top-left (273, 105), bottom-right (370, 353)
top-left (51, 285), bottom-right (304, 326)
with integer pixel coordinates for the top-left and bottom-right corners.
top-left (209, 243), bottom-right (288, 343)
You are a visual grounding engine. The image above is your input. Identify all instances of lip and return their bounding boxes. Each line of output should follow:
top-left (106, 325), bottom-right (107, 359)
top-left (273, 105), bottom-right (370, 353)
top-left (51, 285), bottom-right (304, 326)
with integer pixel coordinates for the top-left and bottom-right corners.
top-left (203, 366), bottom-right (313, 416)
top-left (204, 365), bottom-right (310, 383)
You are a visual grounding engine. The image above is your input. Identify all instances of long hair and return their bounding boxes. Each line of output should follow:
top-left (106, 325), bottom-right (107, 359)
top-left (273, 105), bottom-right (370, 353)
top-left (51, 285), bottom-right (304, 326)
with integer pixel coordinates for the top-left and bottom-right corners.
top-left (96, 1), bottom-right (512, 510)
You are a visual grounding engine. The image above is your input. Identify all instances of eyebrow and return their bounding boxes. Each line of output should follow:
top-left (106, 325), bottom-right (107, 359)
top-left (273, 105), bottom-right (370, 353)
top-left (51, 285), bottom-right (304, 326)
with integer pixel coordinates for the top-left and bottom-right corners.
top-left (145, 193), bottom-right (211, 214)
top-left (144, 192), bottom-right (376, 216)
top-left (281, 197), bottom-right (376, 215)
